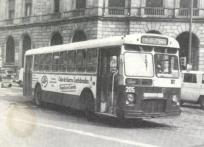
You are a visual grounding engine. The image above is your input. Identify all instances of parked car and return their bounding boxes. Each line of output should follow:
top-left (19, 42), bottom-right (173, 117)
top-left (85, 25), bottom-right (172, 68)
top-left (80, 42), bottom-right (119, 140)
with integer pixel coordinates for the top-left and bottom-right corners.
top-left (0, 68), bottom-right (16, 88)
top-left (1, 74), bottom-right (12, 88)
top-left (181, 71), bottom-right (204, 109)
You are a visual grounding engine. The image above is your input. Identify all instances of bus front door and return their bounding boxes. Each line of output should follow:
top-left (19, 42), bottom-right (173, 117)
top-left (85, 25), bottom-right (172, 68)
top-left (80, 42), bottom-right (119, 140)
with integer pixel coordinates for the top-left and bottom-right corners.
top-left (23, 56), bottom-right (33, 96)
top-left (98, 48), bottom-right (119, 114)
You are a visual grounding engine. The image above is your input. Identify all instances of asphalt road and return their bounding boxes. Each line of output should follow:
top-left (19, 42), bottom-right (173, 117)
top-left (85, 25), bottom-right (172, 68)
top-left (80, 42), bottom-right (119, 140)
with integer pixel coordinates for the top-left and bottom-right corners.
top-left (0, 86), bottom-right (204, 147)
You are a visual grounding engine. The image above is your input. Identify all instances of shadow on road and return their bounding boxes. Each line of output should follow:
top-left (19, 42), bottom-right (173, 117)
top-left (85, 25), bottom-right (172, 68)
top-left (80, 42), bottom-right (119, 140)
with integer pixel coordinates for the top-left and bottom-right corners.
top-left (6, 98), bottom-right (176, 130)
top-left (93, 117), bottom-right (173, 129)
top-left (27, 102), bottom-right (174, 129)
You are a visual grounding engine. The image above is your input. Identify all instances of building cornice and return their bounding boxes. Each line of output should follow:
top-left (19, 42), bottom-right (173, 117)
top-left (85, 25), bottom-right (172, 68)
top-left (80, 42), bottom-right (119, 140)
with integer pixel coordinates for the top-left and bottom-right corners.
top-left (1, 16), bottom-right (204, 30)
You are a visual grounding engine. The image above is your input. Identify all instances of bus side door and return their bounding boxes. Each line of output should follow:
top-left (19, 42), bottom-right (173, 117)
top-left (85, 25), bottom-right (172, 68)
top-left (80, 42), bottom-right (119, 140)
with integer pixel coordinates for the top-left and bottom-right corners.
top-left (23, 55), bottom-right (33, 96)
top-left (97, 48), bottom-right (120, 113)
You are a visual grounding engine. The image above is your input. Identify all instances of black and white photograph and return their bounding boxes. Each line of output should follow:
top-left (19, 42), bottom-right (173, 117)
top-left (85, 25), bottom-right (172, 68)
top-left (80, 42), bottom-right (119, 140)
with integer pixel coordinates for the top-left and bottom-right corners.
top-left (0, 0), bottom-right (204, 147)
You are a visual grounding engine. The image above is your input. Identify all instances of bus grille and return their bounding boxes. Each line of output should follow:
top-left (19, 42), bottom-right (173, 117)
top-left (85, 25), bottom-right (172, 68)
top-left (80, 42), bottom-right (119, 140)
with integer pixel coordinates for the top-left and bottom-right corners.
top-left (142, 99), bottom-right (166, 113)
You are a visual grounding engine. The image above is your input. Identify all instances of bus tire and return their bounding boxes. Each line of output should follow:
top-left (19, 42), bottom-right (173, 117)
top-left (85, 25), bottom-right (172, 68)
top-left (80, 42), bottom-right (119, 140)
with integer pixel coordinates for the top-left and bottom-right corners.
top-left (83, 91), bottom-right (95, 121)
top-left (199, 97), bottom-right (204, 110)
top-left (34, 85), bottom-right (42, 106)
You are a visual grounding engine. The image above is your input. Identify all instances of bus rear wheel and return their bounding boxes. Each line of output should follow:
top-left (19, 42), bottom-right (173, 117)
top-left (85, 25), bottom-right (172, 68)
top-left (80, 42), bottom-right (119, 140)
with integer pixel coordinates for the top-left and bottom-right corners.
top-left (83, 91), bottom-right (95, 121)
top-left (34, 85), bottom-right (42, 106)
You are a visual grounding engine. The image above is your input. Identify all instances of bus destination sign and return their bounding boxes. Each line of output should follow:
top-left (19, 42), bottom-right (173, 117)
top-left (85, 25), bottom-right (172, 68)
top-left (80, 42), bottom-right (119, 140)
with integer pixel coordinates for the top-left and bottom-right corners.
top-left (141, 36), bottom-right (168, 45)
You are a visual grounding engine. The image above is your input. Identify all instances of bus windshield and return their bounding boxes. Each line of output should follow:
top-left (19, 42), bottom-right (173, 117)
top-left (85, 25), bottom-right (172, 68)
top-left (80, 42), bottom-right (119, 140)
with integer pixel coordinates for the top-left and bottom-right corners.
top-left (155, 54), bottom-right (179, 78)
top-left (124, 52), bottom-right (153, 77)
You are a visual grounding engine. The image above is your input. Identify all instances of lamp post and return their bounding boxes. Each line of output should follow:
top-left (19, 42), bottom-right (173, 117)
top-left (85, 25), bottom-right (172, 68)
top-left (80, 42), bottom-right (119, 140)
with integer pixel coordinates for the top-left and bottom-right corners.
top-left (188, 0), bottom-right (193, 67)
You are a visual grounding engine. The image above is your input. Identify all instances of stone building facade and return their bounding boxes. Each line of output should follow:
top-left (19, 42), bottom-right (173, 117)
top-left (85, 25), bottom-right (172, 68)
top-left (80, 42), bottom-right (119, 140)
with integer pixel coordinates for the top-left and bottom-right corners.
top-left (0, 0), bottom-right (204, 71)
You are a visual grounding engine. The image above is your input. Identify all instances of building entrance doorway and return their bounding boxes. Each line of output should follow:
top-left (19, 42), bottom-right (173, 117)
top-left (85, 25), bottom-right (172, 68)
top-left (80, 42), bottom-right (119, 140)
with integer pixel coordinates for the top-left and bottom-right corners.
top-left (176, 32), bottom-right (199, 70)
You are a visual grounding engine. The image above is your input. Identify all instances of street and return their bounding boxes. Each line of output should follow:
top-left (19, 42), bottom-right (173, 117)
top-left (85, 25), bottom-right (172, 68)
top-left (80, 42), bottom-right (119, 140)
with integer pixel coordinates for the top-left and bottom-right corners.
top-left (0, 86), bottom-right (204, 147)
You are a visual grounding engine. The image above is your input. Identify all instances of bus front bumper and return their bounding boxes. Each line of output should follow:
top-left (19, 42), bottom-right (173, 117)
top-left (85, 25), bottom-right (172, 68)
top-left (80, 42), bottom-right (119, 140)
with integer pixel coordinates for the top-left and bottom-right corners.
top-left (119, 109), bottom-right (181, 119)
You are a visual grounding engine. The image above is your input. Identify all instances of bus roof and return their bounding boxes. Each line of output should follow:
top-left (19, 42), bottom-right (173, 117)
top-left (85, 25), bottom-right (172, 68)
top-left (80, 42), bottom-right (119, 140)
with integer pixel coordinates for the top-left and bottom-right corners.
top-left (25, 33), bottom-right (180, 55)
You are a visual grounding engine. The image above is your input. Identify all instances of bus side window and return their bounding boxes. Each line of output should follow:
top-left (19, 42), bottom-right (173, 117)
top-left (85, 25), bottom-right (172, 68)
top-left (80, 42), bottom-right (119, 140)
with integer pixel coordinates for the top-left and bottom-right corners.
top-left (67, 51), bottom-right (76, 72)
top-left (52, 52), bottom-right (60, 72)
top-left (86, 49), bottom-right (97, 72)
top-left (76, 50), bottom-right (86, 72)
top-left (59, 51), bottom-right (67, 72)
top-left (39, 54), bottom-right (44, 71)
top-left (41, 54), bottom-right (46, 71)
top-left (44, 53), bottom-right (52, 71)
top-left (34, 55), bottom-right (40, 71)
top-left (202, 74), bottom-right (204, 84)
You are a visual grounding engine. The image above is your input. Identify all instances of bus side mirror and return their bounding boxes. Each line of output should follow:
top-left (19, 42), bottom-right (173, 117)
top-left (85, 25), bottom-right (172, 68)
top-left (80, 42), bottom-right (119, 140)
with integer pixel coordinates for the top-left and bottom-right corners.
top-left (110, 56), bottom-right (118, 73)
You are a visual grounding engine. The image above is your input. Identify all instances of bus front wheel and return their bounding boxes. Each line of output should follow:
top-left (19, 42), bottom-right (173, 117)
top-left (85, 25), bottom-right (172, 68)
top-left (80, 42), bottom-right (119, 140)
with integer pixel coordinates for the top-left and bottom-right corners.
top-left (34, 85), bottom-right (42, 106)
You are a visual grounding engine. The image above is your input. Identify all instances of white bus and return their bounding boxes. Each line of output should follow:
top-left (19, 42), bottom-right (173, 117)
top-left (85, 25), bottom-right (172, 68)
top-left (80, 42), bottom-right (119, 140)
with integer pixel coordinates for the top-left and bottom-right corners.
top-left (23, 33), bottom-right (181, 119)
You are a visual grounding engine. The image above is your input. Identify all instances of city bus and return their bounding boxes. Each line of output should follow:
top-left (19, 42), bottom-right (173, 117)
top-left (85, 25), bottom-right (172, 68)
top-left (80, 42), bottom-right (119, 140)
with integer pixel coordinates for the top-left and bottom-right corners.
top-left (23, 33), bottom-right (181, 120)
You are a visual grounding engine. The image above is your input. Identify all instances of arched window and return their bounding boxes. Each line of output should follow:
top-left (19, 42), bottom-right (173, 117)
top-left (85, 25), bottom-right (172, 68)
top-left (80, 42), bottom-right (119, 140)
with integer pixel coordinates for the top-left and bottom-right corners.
top-left (22, 34), bottom-right (31, 66)
top-left (72, 30), bottom-right (87, 42)
top-left (51, 32), bottom-right (63, 46)
top-left (6, 36), bottom-right (15, 63)
top-left (176, 32), bottom-right (199, 70)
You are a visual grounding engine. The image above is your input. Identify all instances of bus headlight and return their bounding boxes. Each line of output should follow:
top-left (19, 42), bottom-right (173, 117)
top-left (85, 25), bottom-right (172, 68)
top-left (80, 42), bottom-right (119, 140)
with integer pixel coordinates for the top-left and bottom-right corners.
top-left (172, 95), bottom-right (180, 106)
top-left (126, 93), bottom-right (136, 105)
